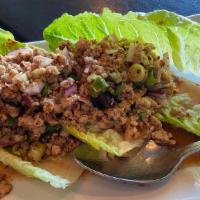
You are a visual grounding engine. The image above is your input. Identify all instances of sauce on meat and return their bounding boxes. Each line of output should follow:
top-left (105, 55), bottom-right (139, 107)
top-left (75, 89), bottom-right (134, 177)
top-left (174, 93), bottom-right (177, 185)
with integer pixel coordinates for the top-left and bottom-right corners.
top-left (178, 78), bottom-right (200, 105)
top-left (167, 78), bottom-right (200, 168)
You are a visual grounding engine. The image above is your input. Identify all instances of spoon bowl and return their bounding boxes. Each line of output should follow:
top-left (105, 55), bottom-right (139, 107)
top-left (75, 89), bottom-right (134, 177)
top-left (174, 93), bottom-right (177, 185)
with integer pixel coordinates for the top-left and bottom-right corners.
top-left (74, 140), bottom-right (200, 184)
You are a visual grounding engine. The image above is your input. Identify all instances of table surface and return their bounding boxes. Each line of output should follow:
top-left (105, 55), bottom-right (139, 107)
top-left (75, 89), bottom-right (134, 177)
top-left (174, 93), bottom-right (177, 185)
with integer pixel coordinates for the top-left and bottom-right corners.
top-left (0, 0), bottom-right (199, 42)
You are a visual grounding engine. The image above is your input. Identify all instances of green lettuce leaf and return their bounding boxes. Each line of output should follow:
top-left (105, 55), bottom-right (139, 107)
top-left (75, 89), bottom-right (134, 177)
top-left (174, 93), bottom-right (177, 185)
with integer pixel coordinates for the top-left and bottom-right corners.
top-left (0, 28), bottom-right (24, 55)
top-left (43, 12), bottom-right (110, 50)
top-left (63, 125), bottom-right (142, 157)
top-left (0, 148), bottom-right (70, 189)
top-left (140, 10), bottom-right (200, 80)
top-left (43, 8), bottom-right (200, 81)
top-left (43, 8), bottom-right (171, 58)
top-left (101, 8), bottom-right (171, 57)
top-left (44, 9), bottom-right (200, 152)
top-left (156, 94), bottom-right (200, 136)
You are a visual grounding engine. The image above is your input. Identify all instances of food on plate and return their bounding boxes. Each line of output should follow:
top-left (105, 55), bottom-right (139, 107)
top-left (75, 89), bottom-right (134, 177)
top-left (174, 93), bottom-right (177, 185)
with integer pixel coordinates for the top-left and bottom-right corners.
top-left (61, 38), bottom-right (177, 147)
top-left (0, 8), bottom-right (200, 197)
top-left (44, 8), bottom-right (200, 78)
top-left (0, 37), bottom-right (178, 155)
top-left (0, 173), bottom-right (12, 198)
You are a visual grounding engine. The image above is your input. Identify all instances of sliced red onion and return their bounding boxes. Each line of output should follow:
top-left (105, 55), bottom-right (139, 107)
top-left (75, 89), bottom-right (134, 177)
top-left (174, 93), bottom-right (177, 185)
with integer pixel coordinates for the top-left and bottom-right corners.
top-left (105, 49), bottom-right (118, 55)
top-left (148, 92), bottom-right (166, 99)
top-left (148, 84), bottom-right (163, 92)
top-left (84, 66), bottom-right (90, 73)
top-left (22, 95), bottom-right (32, 106)
top-left (6, 47), bottom-right (33, 58)
top-left (78, 97), bottom-right (91, 106)
top-left (62, 47), bottom-right (70, 58)
top-left (0, 138), bottom-right (18, 147)
top-left (148, 87), bottom-right (161, 93)
top-left (64, 84), bottom-right (77, 96)
top-left (24, 82), bottom-right (44, 95)
top-left (162, 52), bottom-right (170, 67)
top-left (33, 55), bottom-right (52, 67)
top-left (84, 56), bottom-right (96, 64)
top-left (58, 47), bottom-right (71, 62)
top-left (156, 69), bottom-right (162, 83)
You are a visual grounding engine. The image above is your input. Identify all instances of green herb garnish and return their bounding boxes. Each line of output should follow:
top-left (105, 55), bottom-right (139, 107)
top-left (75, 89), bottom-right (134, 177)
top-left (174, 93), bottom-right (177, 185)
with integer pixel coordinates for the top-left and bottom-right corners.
top-left (41, 83), bottom-right (50, 97)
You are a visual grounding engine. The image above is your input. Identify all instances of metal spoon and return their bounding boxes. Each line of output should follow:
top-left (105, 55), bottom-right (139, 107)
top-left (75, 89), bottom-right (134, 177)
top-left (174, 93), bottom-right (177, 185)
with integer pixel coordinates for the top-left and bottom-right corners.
top-left (74, 140), bottom-right (200, 184)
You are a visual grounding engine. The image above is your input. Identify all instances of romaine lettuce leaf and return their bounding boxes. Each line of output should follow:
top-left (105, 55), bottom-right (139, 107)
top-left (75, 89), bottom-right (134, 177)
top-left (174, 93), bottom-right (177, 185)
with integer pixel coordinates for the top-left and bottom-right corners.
top-left (63, 125), bottom-right (142, 157)
top-left (43, 8), bottom-right (171, 58)
top-left (0, 28), bottom-right (24, 55)
top-left (140, 10), bottom-right (200, 79)
top-left (43, 12), bottom-right (109, 50)
top-left (156, 94), bottom-right (200, 136)
top-left (101, 8), bottom-right (171, 57)
top-left (43, 8), bottom-right (200, 80)
top-left (0, 148), bottom-right (70, 189)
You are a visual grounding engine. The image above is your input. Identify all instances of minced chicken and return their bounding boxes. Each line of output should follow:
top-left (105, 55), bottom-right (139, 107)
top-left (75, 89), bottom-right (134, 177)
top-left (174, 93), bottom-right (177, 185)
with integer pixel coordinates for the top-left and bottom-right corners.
top-left (0, 36), bottom-right (177, 160)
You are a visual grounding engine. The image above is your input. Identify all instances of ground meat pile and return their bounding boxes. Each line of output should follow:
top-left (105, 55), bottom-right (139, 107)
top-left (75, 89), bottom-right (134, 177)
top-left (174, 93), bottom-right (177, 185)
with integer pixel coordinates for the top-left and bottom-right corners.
top-left (0, 173), bottom-right (12, 198)
top-left (0, 36), bottom-right (177, 160)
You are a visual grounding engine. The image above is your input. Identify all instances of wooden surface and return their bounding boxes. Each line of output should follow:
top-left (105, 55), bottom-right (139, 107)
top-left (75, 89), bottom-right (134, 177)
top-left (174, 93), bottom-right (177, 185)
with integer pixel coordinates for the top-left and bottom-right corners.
top-left (0, 0), bottom-right (199, 41)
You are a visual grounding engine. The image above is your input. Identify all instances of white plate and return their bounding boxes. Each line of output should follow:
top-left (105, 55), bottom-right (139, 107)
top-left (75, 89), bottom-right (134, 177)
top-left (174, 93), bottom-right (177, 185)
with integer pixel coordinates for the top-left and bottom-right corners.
top-left (4, 14), bottom-right (200, 200)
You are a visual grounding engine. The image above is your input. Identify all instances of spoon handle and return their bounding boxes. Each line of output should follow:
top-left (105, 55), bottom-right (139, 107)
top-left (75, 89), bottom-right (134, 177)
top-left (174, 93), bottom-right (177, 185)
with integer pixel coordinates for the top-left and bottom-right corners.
top-left (179, 141), bottom-right (200, 158)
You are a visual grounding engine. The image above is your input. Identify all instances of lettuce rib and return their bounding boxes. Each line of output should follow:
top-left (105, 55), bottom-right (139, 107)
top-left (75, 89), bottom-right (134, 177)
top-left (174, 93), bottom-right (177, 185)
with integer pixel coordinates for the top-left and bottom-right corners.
top-left (0, 148), bottom-right (70, 189)
top-left (63, 125), bottom-right (142, 157)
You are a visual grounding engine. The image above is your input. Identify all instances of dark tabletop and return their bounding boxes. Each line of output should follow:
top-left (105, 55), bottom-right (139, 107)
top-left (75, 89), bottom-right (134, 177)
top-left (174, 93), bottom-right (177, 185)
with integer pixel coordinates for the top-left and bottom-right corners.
top-left (0, 0), bottom-right (200, 42)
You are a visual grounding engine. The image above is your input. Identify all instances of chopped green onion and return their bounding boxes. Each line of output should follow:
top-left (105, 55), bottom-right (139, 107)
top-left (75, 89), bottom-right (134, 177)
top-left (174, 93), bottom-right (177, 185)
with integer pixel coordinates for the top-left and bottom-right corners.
top-left (138, 111), bottom-right (146, 121)
top-left (7, 116), bottom-right (17, 127)
top-left (113, 82), bottom-right (124, 97)
top-left (87, 74), bottom-right (99, 82)
top-left (28, 142), bottom-right (46, 162)
top-left (132, 82), bottom-right (143, 90)
top-left (69, 72), bottom-right (78, 81)
top-left (140, 51), bottom-right (149, 66)
top-left (41, 83), bottom-right (50, 97)
top-left (128, 64), bottom-right (146, 82)
top-left (11, 147), bottom-right (21, 157)
top-left (89, 86), bottom-right (99, 98)
top-left (89, 75), bottom-right (109, 97)
top-left (146, 70), bottom-right (157, 86)
top-left (109, 72), bottom-right (122, 84)
top-left (46, 123), bottom-right (62, 134)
